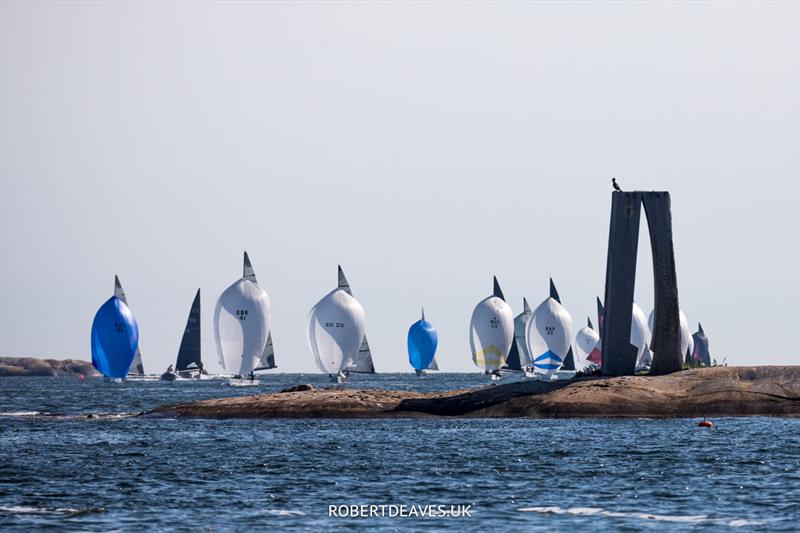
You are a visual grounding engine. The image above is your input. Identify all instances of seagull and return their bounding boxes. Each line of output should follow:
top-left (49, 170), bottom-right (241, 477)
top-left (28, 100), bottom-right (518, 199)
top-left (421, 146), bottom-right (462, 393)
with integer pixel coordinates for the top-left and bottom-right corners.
top-left (612, 178), bottom-right (622, 192)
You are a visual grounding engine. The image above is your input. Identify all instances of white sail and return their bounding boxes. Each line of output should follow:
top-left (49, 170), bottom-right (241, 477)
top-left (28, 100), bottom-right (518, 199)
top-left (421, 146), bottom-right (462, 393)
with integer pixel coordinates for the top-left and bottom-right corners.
top-left (470, 295), bottom-right (514, 371)
top-left (527, 297), bottom-right (573, 378)
top-left (648, 308), bottom-right (693, 362)
top-left (214, 278), bottom-right (271, 377)
top-left (427, 357), bottom-right (439, 371)
top-left (308, 288), bottom-right (366, 374)
top-left (574, 323), bottom-right (600, 371)
top-left (513, 301), bottom-right (533, 368)
top-left (631, 302), bottom-right (651, 368)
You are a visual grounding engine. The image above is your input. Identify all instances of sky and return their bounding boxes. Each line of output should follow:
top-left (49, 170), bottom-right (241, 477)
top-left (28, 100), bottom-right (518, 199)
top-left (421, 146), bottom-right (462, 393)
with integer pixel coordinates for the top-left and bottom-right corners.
top-left (1, 1), bottom-right (798, 373)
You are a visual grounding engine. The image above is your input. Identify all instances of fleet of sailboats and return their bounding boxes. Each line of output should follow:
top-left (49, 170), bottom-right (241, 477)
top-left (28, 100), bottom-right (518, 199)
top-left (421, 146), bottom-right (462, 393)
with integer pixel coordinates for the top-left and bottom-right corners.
top-left (91, 256), bottom-right (712, 380)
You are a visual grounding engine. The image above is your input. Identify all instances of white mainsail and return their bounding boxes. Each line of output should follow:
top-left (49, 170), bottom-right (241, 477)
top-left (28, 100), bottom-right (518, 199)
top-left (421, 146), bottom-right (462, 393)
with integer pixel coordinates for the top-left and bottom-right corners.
top-left (336, 266), bottom-right (375, 373)
top-left (648, 308), bottom-right (693, 362)
top-left (214, 252), bottom-right (271, 377)
top-left (308, 288), bottom-right (366, 374)
top-left (115, 275), bottom-right (145, 375)
top-left (574, 318), bottom-right (600, 371)
top-left (470, 278), bottom-right (513, 372)
top-left (427, 357), bottom-right (439, 371)
top-left (527, 296), bottom-right (573, 378)
top-left (631, 302), bottom-right (651, 369)
top-left (513, 298), bottom-right (533, 368)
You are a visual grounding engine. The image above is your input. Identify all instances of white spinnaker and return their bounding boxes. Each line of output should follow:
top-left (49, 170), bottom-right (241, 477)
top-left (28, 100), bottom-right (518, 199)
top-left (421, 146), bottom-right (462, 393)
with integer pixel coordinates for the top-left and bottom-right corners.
top-left (574, 326), bottom-right (600, 371)
top-left (470, 296), bottom-right (513, 371)
top-left (513, 308), bottom-right (533, 368)
top-left (631, 302), bottom-right (651, 367)
top-left (527, 297), bottom-right (574, 377)
top-left (214, 278), bottom-right (271, 376)
top-left (649, 308), bottom-right (692, 360)
top-left (308, 289), bottom-right (366, 374)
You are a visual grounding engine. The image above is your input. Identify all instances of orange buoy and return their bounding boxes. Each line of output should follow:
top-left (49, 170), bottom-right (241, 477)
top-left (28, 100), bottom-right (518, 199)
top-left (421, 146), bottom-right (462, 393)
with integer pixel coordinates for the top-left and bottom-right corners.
top-left (698, 419), bottom-right (712, 428)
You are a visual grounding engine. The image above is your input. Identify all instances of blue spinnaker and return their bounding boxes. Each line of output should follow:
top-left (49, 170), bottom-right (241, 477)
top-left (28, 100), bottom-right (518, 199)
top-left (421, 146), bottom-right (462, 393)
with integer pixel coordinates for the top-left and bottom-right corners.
top-left (91, 296), bottom-right (139, 378)
top-left (408, 317), bottom-right (438, 371)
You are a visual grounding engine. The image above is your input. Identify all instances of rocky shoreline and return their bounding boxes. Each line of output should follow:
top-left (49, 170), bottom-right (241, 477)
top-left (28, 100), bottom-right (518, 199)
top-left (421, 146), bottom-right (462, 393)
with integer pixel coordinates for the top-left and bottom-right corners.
top-left (0, 356), bottom-right (99, 377)
top-left (144, 366), bottom-right (800, 419)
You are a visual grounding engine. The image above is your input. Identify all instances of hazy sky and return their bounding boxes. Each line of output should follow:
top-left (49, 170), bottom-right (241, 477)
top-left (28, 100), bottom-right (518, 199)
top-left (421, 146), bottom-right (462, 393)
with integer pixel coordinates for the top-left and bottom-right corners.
top-left (1, 1), bottom-right (798, 373)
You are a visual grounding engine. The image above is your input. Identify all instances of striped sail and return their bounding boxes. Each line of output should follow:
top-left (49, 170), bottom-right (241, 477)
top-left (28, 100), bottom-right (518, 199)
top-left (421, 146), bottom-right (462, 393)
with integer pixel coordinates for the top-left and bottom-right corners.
top-left (527, 295), bottom-right (573, 378)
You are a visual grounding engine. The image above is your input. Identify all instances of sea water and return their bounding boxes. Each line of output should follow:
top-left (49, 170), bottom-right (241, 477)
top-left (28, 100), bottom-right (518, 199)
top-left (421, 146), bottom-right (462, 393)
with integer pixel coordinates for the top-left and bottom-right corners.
top-left (1, 374), bottom-right (798, 531)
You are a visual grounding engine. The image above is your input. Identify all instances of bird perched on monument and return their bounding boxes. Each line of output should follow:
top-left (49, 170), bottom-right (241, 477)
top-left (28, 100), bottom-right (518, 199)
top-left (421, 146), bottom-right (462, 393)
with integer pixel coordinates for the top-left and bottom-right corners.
top-left (612, 178), bottom-right (622, 192)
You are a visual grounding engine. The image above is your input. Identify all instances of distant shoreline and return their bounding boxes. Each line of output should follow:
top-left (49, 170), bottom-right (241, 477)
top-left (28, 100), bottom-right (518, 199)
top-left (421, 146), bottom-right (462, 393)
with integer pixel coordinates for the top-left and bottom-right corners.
top-left (143, 366), bottom-right (800, 419)
top-left (0, 357), bottom-right (99, 377)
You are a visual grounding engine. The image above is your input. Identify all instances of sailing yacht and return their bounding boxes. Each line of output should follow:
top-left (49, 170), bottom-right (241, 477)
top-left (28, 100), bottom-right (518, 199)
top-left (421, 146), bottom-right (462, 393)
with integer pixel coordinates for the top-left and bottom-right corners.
top-left (501, 298), bottom-right (532, 375)
top-left (161, 289), bottom-right (204, 381)
top-left (213, 252), bottom-right (271, 380)
top-left (307, 266), bottom-right (367, 383)
top-left (470, 277), bottom-right (513, 380)
top-left (527, 279), bottom-right (574, 380)
top-left (91, 276), bottom-right (140, 379)
top-left (408, 309), bottom-right (438, 376)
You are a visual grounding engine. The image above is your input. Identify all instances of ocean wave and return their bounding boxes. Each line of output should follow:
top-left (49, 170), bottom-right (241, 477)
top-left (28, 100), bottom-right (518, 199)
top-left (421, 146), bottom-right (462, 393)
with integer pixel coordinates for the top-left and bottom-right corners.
top-left (0, 411), bottom-right (41, 417)
top-left (0, 505), bottom-right (105, 516)
top-left (265, 510), bottom-right (306, 516)
top-left (516, 506), bottom-right (766, 527)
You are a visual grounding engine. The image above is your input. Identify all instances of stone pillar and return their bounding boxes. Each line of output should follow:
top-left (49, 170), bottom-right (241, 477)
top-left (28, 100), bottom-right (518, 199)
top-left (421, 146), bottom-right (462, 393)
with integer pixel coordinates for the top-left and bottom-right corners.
top-left (642, 192), bottom-right (682, 375)
top-left (601, 192), bottom-right (642, 376)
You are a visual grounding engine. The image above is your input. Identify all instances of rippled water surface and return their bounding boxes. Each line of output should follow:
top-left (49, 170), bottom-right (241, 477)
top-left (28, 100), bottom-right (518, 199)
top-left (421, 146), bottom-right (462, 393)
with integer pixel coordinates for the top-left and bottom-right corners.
top-left (1, 374), bottom-right (799, 531)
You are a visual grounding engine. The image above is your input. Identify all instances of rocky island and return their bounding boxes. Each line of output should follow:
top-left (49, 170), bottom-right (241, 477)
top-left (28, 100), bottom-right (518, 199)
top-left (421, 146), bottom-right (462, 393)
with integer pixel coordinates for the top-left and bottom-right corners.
top-left (145, 366), bottom-right (799, 419)
top-left (0, 356), bottom-right (99, 377)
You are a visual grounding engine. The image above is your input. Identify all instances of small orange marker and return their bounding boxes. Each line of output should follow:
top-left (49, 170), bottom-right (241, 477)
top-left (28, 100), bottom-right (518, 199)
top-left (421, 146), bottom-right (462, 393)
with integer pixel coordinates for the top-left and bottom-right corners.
top-left (698, 416), bottom-right (712, 428)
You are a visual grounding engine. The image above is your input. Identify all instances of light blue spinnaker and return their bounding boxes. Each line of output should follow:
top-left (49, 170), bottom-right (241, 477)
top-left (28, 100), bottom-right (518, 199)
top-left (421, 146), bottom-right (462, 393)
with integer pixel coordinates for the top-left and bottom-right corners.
top-left (91, 295), bottom-right (139, 378)
top-left (408, 309), bottom-right (438, 371)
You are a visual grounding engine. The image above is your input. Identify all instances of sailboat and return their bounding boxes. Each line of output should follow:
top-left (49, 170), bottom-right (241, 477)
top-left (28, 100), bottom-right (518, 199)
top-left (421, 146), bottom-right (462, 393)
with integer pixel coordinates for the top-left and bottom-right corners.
top-left (161, 289), bottom-right (203, 381)
top-left (631, 302), bottom-right (652, 372)
top-left (574, 318), bottom-right (600, 371)
top-left (335, 266), bottom-right (375, 377)
top-left (408, 309), bottom-right (438, 376)
top-left (470, 277), bottom-right (514, 380)
top-left (213, 252), bottom-right (271, 380)
top-left (593, 297), bottom-right (605, 365)
top-left (113, 276), bottom-right (145, 376)
top-left (501, 298), bottom-right (532, 374)
top-left (691, 323), bottom-right (711, 366)
top-left (648, 308), bottom-right (694, 365)
top-left (527, 278), bottom-right (574, 380)
top-left (307, 266), bottom-right (367, 383)
top-left (91, 276), bottom-right (140, 379)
